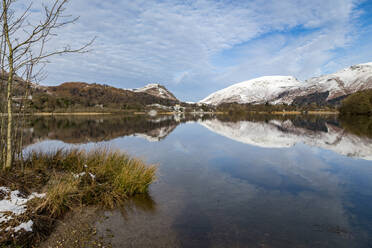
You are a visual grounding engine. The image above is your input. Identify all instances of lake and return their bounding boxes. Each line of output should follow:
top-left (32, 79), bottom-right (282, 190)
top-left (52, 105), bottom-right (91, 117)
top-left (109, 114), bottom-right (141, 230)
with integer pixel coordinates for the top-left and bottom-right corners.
top-left (24, 114), bottom-right (372, 247)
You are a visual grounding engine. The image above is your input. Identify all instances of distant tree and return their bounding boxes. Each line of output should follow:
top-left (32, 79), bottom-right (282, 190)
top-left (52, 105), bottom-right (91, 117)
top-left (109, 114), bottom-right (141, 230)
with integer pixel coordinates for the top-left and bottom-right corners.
top-left (339, 90), bottom-right (372, 116)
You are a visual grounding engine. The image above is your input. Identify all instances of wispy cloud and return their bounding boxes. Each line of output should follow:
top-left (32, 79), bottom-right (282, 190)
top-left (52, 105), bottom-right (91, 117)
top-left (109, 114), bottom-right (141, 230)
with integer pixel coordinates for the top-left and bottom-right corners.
top-left (12, 0), bottom-right (371, 101)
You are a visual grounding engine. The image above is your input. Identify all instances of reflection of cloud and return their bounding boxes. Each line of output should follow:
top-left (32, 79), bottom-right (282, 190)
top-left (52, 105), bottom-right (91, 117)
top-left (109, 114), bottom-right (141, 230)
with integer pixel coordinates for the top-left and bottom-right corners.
top-left (172, 141), bottom-right (189, 154)
top-left (200, 119), bottom-right (372, 160)
top-left (165, 143), bottom-right (352, 247)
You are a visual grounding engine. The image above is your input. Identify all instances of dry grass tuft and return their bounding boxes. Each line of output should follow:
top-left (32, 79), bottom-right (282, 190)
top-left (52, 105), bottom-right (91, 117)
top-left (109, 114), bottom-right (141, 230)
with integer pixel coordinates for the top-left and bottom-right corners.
top-left (1, 148), bottom-right (157, 247)
top-left (25, 148), bottom-right (157, 212)
top-left (35, 175), bottom-right (80, 218)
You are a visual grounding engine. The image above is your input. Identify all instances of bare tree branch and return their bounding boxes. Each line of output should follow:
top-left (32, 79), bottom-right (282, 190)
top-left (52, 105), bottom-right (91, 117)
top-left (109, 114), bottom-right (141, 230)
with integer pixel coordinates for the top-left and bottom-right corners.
top-left (0, 0), bottom-right (93, 169)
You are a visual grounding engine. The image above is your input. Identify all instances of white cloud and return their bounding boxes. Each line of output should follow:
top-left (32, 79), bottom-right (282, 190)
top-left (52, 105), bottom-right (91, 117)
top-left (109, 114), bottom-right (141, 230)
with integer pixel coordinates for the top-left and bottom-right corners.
top-left (9, 0), bottom-right (368, 101)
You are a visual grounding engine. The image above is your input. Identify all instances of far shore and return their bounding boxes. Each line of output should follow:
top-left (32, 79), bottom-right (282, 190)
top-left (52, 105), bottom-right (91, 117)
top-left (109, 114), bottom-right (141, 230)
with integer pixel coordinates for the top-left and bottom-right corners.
top-left (0, 110), bottom-right (339, 116)
top-left (268, 111), bottom-right (339, 115)
top-left (0, 112), bottom-right (114, 117)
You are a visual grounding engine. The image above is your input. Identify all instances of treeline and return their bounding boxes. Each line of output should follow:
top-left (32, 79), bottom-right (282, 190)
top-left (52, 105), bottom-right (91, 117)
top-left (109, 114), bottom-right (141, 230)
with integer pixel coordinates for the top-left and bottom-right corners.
top-left (339, 89), bottom-right (372, 116)
top-left (216, 102), bottom-right (336, 115)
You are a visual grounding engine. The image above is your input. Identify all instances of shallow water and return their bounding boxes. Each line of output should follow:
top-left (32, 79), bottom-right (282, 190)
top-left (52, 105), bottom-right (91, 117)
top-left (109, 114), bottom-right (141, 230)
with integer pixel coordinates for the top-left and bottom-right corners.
top-left (24, 114), bottom-right (372, 247)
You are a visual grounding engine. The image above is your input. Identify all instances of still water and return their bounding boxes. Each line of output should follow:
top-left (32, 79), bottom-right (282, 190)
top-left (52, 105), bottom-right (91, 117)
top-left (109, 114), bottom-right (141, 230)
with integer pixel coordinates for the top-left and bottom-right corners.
top-left (24, 114), bottom-right (372, 247)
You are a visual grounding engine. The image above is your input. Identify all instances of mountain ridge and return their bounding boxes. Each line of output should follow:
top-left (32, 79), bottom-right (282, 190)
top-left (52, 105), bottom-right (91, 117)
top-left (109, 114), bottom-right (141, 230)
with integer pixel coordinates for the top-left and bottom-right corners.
top-left (132, 83), bottom-right (178, 101)
top-left (200, 63), bottom-right (372, 106)
top-left (201, 76), bottom-right (301, 105)
top-left (5, 62), bottom-right (372, 110)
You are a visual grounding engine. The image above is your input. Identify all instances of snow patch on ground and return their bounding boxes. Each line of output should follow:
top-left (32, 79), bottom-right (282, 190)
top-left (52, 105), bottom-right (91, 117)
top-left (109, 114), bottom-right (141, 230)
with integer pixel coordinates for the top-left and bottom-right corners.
top-left (73, 172), bottom-right (86, 178)
top-left (0, 187), bottom-right (45, 233)
top-left (73, 172), bottom-right (96, 179)
top-left (6, 220), bottom-right (34, 233)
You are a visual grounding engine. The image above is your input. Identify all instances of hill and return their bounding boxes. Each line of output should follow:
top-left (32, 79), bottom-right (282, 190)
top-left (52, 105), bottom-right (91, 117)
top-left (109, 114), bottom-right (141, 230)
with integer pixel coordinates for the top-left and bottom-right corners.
top-left (0, 80), bottom-right (180, 112)
top-left (30, 82), bottom-right (179, 112)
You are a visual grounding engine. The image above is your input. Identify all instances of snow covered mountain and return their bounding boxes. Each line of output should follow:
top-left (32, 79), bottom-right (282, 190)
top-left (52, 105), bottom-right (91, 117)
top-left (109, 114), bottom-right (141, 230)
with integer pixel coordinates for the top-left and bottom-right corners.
top-left (273, 62), bottom-right (372, 105)
top-left (200, 119), bottom-right (372, 160)
top-left (133, 83), bottom-right (178, 101)
top-left (201, 76), bottom-right (301, 105)
top-left (200, 63), bottom-right (372, 106)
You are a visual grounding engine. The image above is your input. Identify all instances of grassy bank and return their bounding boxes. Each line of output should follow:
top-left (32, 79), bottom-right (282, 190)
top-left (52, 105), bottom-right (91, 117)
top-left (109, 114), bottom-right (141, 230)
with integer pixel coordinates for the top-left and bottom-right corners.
top-left (0, 149), bottom-right (156, 247)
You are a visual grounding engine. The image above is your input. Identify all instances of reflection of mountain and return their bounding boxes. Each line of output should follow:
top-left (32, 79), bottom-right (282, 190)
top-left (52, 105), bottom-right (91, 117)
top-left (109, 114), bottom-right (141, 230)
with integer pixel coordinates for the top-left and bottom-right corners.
top-left (24, 115), bottom-right (186, 145)
top-left (133, 125), bottom-right (177, 142)
top-left (23, 115), bottom-right (372, 160)
top-left (200, 118), bottom-right (372, 160)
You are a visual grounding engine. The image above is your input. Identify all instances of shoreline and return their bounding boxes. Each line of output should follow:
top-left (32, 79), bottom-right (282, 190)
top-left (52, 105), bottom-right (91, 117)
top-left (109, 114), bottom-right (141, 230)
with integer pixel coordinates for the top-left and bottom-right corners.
top-left (33, 112), bottom-right (113, 116)
top-left (0, 112), bottom-right (114, 117)
top-left (267, 111), bottom-right (339, 115)
top-left (0, 110), bottom-right (339, 116)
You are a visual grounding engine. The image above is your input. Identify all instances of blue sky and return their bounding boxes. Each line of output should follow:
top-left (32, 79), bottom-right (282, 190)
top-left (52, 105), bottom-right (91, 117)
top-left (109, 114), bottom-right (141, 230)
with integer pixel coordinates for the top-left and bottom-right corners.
top-left (15, 0), bottom-right (372, 101)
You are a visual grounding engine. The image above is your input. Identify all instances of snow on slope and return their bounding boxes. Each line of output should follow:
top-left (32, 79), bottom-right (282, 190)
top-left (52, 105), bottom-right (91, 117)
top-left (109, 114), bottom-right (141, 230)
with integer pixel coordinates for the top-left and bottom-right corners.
top-left (200, 119), bottom-right (372, 160)
top-left (275, 62), bottom-right (372, 104)
top-left (201, 76), bottom-right (301, 105)
top-left (134, 84), bottom-right (178, 101)
top-left (200, 63), bottom-right (372, 105)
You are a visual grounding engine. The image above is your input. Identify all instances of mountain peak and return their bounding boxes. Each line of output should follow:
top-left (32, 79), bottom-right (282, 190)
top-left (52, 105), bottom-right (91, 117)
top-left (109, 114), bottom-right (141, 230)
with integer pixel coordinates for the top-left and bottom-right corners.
top-left (200, 75), bottom-right (301, 105)
top-left (134, 83), bottom-right (178, 101)
top-left (355, 62), bottom-right (372, 67)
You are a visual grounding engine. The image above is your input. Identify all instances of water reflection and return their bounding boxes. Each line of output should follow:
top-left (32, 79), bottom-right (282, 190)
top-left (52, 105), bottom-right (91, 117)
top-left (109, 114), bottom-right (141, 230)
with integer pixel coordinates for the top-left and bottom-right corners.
top-left (339, 116), bottom-right (372, 139)
top-left (24, 114), bottom-right (372, 160)
top-left (112, 193), bottom-right (158, 222)
top-left (20, 114), bottom-right (372, 247)
top-left (201, 117), bottom-right (372, 160)
top-left (24, 115), bottom-right (182, 144)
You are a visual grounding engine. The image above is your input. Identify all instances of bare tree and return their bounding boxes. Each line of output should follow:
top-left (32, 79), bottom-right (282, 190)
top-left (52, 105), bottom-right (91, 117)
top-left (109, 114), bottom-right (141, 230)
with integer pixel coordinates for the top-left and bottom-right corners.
top-left (1, 0), bottom-right (93, 169)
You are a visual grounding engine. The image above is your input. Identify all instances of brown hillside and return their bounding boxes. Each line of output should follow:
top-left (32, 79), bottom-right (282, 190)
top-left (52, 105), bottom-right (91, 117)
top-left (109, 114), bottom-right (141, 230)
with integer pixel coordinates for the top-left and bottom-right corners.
top-left (28, 81), bottom-right (179, 112)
